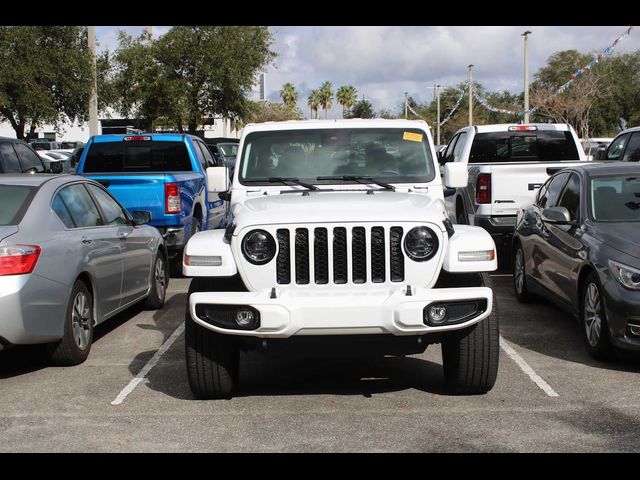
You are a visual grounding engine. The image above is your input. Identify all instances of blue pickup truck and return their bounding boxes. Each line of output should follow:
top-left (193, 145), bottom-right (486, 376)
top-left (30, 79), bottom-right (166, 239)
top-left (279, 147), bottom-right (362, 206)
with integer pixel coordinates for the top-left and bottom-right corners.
top-left (76, 133), bottom-right (226, 272)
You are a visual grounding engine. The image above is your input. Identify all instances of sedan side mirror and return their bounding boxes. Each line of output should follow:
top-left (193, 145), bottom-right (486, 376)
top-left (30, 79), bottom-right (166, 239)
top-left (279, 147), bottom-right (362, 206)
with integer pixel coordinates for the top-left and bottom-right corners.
top-left (593, 147), bottom-right (607, 161)
top-left (542, 206), bottom-right (574, 225)
top-left (437, 150), bottom-right (445, 165)
top-left (132, 210), bottom-right (152, 226)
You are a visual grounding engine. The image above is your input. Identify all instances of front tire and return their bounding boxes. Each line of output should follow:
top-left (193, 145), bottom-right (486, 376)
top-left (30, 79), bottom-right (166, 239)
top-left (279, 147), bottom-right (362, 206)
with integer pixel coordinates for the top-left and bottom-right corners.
top-left (513, 242), bottom-right (534, 303)
top-left (144, 252), bottom-right (168, 310)
top-left (47, 280), bottom-right (94, 366)
top-left (582, 272), bottom-right (613, 361)
top-left (442, 311), bottom-right (499, 394)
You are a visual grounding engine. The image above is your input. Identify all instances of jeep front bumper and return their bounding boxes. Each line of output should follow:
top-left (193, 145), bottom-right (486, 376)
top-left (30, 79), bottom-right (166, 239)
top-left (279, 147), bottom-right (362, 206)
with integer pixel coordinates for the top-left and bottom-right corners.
top-left (189, 286), bottom-right (493, 338)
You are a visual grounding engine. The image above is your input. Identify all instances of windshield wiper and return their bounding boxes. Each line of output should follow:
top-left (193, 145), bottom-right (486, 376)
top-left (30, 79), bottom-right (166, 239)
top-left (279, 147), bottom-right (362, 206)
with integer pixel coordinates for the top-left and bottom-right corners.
top-left (316, 175), bottom-right (396, 191)
top-left (245, 177), bottom-right (319, 191)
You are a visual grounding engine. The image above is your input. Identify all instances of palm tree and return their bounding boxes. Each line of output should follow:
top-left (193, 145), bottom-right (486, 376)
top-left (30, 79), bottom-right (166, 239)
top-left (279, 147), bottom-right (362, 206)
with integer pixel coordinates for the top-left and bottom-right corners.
top-left (280, 82), bottom-right (298, 110)
top-left (336, 85), bottom-right (358, 118)
top-left (318, 81), bottom-right (334, 119)
top-left (308, 89), bottom-right (321, 119)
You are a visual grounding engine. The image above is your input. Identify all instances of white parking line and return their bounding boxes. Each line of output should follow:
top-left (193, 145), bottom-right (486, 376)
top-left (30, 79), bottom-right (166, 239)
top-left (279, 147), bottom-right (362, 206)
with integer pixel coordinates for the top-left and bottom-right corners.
top-left (111, 322), bottom-right (185, 406)
top-left (499, 335), bottom-right (559, 397)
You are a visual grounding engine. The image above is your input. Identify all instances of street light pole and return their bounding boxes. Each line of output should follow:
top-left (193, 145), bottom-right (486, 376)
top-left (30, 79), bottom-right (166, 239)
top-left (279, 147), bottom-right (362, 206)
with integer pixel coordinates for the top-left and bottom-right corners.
top-left (468, 64), bottom-right (474, 126)
top-left (404, 92), bottom-right (408, 119)
top-left (436, 84), bottom-right (441, 145)
top-left (88, 26), bottom-right (99, 137)
top-left (522, 30), bottom-right (532, 124)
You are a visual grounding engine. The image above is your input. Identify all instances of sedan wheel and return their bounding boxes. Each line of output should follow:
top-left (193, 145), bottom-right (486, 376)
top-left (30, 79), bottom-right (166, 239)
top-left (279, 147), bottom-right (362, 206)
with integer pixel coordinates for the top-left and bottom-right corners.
top-left (512, 243), bottom-right (533, 302)
top-left (71, 291), bottom-right (92, 350)
top-left (154, 256), bottom-right (167, 301)
top-left (581, 273), bottom-right (613, 360)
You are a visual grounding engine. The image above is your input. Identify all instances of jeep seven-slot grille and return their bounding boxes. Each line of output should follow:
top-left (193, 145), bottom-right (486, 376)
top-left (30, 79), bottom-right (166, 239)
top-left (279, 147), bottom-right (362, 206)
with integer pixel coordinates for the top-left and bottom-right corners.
top-left (275, 226), bottom-right (405, 285)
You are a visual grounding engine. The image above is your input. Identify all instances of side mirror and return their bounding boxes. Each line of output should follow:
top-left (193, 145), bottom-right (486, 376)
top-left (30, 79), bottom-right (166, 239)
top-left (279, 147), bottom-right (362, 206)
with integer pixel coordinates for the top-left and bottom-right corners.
top-left (541, 206), bottom-right (573, 225)
top-left (593, 147), bottom-right (607, 161)
top-left (206, 166), bottom-right (229, 194)
top-left (437, 150), bottom-right (445, 165)
top-left (49, 162), bottom-right (63, 174)
top-left (131, 210), bottom-right (152, 225)
top-left (443, 162), bottom-right (468, 188)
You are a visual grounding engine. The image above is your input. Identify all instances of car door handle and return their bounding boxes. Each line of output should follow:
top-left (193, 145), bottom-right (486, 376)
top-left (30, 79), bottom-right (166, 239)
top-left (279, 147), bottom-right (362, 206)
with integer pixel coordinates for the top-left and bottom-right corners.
top-left (118, 232), bottom-right (130, 240)
top-left (81, 237), bottom-right (93, 245)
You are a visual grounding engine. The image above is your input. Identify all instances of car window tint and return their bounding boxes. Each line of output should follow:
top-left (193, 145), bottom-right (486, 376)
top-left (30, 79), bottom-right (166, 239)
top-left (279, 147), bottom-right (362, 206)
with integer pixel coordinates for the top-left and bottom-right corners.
top-left (542, 172), bottom-right (570, 208)
top-left (13, 143), bottom-right (45, 172)
top-left (607, 133), bottom-right (630, 160)
top-left (192, 141), bottom-right (207, 170)
top-left (52, 195), bottom-right (75, 228)
top-left (557, 173), bottom-right (581, 220)
top-left (0, 142), bottom-right (22, 173)
top-left (57, 184), bottom-right (102, 228)
top-left (83, 141), bottom-right (192, 172)
top-left (198, 142), bottom-right (216, 167)
top-left (622, 133), bottom-right (640, 162)
top-left (469, 131), bottom-right (580, 163)
top-left (0, 185), bottom-right (36, 225)
top-left (86, 184), bottom-right (128, 225)
top-left (452, 132), bottom-right (467, 162)
top-left (536, 181), bottom-right (549, 207)
top-left (443, 135), bottom-right (459, 162)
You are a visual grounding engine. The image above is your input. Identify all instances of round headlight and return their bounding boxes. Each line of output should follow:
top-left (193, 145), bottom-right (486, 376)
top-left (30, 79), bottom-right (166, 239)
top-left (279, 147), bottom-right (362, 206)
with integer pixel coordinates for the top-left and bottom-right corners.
top-left (242, 229), bottom-right (276, 265)
top-left (404, 226), bottom-right (438, 262)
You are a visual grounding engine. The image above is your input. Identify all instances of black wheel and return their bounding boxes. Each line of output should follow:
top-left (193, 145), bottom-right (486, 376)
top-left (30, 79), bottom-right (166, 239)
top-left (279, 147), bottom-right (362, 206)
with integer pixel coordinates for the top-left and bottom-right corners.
top-left (47, 280), bottom-right (94, 366)
top-left (442, 311), bottom-right (499, 394)
top-left (456, 202), bottom-right (467, 225)
top-left (513, 242), bottom-right (534, 303)
top-left (185, 281), bottom-right (239, 399)
top-left (581, 272), bottom-right (614, 361)
top-left (143, 252), bottom-right (168, 310)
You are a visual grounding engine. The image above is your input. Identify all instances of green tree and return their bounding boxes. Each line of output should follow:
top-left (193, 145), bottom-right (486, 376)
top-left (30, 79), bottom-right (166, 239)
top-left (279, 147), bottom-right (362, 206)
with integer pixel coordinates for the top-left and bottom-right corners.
top-left (280, 82), bottom-right (298, 110)
top-left (346, 98), bottom-right (374, 119)
top-left (307, 89), bottom-right (321, 119)
top-left (240, 101), bottom-right (302, 126)
top-left (318, 81), bottom-right (334, 119)
top-left (335, 85), bottom-right (357, 118)
top-left (0, 26), bottom-right (94, 139)
top-left (110, 26), bottom-right (275, 133)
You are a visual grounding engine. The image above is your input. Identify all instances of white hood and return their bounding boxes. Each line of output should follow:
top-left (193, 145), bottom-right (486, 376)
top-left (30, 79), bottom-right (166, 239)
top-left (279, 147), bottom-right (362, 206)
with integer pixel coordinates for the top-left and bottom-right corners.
top-left (231, 191), bottom-right (447, 233)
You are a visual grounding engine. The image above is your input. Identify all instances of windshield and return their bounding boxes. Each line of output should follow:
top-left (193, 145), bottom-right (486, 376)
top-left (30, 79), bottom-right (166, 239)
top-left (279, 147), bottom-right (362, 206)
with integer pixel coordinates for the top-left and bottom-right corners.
top-left (0, 185), bottom-right (36, 225)
top-left (239, 128), bottom-right (435, 185)
top-left (591, 175), bottom-right (640, 222)
top-left (218, 143), bottom-right (238, 157)
top-left (469, 130), bottom-right (580, 163)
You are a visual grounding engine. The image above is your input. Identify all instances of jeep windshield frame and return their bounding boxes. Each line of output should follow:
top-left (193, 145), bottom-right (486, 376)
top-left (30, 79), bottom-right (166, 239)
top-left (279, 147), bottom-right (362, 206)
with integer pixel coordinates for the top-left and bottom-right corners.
top-left (238, 127), bottom-right (436, 187)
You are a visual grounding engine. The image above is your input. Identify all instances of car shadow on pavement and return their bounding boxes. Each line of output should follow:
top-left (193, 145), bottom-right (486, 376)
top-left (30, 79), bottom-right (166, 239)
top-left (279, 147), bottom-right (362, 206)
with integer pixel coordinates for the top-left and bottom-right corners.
top-left (493, 276), bottom-right (640, 372)
top-left (0, 302), bottom-right (147, 379)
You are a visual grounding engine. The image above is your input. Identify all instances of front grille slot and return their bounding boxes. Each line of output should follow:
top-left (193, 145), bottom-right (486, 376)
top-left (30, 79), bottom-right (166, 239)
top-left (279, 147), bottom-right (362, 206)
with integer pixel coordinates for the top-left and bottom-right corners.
top-left (333, 227), bottom-right (348, 284)
top-left (314, 228), bottom-right (329, 284)
top-left (352, 227), bottom-right (367, 283)
top-left (275, 225), bottom-right (407, 285)
top-left (371, 227), bottom-right (385, 283)
top-left (276, 229), bottom-right (290, 284)
top-left (295, 228), bottom-right (310, 284)
top-left (390, 227), bottom-right (404, 282)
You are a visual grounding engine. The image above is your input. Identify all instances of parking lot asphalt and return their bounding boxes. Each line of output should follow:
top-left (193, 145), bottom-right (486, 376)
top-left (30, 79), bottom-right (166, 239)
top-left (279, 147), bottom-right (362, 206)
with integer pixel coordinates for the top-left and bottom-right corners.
top-left (2, 270), bottom-right (640, 452)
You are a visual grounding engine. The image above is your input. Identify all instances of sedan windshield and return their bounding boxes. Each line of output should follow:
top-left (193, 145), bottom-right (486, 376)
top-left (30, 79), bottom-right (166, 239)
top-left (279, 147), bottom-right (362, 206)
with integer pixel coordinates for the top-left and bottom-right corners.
top-left (0, 185), bottom-right (36, 225)
top-left (239, 128), bottom-right (435, 185)
top-left (591, 176), bottom-right (640, 222)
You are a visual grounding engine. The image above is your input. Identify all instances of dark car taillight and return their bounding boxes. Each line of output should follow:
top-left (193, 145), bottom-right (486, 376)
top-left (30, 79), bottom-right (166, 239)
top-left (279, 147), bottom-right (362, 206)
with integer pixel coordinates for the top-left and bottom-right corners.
top-left (476, 173), bottom-right (491, 204)
top-left (0, 245), bottom-right (41, 276)
top-left (165, 182), bottom-right (181, 214)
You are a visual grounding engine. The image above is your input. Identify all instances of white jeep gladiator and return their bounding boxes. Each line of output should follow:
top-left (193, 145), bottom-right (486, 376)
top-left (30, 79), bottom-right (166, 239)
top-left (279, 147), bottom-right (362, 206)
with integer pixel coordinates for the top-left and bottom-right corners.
top-left (183, 119), bottom-right (499, 399)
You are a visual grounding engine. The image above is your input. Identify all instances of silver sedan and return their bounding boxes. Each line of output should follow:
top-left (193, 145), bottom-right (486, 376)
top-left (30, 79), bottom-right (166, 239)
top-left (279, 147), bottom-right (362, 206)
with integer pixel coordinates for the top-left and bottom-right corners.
top-left (0, 174), bottom-right (169, 365)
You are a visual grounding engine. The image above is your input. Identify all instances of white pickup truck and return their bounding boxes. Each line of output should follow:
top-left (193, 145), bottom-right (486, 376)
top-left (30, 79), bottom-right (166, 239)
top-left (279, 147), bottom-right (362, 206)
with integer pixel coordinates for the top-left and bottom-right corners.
top-left (440, 124), bottom-right (586, 249)
top-left (182, 119), bottom-right (500, 399)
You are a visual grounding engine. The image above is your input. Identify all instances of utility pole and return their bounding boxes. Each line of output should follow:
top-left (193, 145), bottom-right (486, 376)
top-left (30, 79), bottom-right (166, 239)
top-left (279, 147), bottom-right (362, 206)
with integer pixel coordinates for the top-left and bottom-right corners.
top-left (428, 84), bottom-right (442, 145)
top-left (522, 30), bottom-right (532, 124)
top-left (88, 26), bottom-right (99, 137)
top-left (404, 92), bottom-right (408, 119)
top-left (468, 64), bottom-right (474, 126)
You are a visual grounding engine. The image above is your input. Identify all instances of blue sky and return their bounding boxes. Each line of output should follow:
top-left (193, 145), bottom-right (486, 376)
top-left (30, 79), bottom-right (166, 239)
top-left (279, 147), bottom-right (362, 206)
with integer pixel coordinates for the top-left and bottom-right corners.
top-left (95, 26), bottom-right (640, 119)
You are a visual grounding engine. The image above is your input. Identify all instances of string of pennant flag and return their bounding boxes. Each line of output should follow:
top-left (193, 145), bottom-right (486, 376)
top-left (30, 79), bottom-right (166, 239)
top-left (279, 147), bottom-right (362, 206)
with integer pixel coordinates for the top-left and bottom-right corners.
top-left (405, 26), bottom-right (634, 122)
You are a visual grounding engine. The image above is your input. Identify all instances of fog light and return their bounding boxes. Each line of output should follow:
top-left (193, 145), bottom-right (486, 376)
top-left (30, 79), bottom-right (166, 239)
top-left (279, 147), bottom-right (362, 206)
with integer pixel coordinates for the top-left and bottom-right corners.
top-left (235, 310), bottom-right (255, 327)
top-left (428, 305), bottom-right (448, 324)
